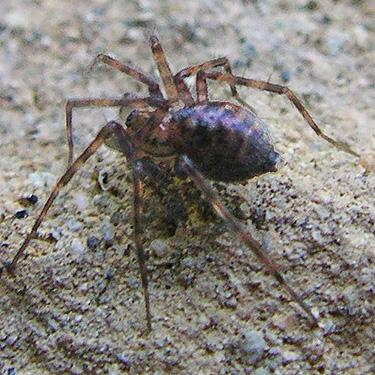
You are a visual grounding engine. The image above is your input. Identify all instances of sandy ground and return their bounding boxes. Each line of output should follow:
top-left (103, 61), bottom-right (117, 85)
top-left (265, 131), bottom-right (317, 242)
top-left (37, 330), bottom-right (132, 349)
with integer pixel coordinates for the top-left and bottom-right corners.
top-left (1, 0), bottom-right (375, 374)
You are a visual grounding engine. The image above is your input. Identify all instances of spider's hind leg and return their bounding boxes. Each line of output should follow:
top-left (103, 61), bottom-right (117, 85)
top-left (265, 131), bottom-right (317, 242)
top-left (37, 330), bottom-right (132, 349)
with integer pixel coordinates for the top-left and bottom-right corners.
top-left (179, 155), bottom-right (318, 327)
top-left (202, 71), bottom-right (359, 157)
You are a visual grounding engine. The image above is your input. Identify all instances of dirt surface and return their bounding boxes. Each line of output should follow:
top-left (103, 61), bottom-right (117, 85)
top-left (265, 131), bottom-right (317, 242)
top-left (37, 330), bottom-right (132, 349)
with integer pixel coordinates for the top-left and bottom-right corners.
top-left (1, 1), bottom-right (375, 374)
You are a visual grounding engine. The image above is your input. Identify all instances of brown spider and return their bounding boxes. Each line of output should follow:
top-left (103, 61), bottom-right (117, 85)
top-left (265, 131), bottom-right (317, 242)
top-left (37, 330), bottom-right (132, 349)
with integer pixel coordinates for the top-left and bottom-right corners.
top-left (7, 35), bottom-right (359, 331)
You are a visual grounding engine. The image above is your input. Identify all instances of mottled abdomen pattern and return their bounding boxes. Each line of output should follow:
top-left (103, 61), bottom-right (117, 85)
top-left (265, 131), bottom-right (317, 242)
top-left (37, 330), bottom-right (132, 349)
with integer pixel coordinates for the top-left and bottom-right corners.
top-left (169, 102), bottom-right (280, 182)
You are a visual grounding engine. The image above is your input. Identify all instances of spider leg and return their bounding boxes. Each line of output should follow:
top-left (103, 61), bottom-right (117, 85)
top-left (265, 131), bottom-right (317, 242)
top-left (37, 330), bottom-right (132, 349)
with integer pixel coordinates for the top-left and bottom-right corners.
top-left (173, 76), bottom-right (195, 106)
top-left (66, 97), bottom-right (167, 166)
top-left (9, 109), bottom-right (160, 330)
top-left (8, 121), bottom-right (130, 271)
top-left (103, 122), bottom-right (155, 331)
top-left (149, 35), bottom-right (180, 106)
top-left (179, 155), bottom-right (318, 327)
top-left (196, 70), bottom-right (209, 103)
top-left (173, 58), bottom-right (236, 105)
top-left (174, 57), bottom-right (254, 109)
top-left (89, 54), bottom-right (162, 98)
top-left (202, 71), bottom-right (359, 157)
top-left (131, 160), bottom-right (152, 331)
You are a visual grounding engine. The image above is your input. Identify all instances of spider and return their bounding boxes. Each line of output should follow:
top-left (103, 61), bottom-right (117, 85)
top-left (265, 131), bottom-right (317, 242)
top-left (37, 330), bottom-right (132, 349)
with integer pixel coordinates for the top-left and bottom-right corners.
top-left (6, 35), bottom-right (359, 331)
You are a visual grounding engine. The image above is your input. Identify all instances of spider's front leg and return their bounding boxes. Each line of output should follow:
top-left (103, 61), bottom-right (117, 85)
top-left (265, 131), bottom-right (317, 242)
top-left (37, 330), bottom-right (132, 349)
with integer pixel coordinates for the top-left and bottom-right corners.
top-left (65, 97), bottom-right (163, 166)
top-left (7, 121), bottom-right (132, 270)
top-left (179, 155), bottom-right (318, 327)
top-left (6, 118), bottom-right (155, 331)
top-left (88, 53), bottom-right (162, 98)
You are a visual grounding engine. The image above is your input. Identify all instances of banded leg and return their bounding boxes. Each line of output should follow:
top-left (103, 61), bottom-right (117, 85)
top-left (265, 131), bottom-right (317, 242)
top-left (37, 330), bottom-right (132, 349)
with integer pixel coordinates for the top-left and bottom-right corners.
top-left (66, 97), bottom-right (167, 166)
top-left (180, 155), bottom-right (318, 327)
top-left (202, 71), bottom-right (359, 157)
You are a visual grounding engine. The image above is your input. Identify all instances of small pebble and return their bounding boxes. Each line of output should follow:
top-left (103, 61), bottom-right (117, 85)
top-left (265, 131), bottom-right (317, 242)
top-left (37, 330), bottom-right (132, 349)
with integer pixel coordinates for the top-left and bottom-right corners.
top-left (101, 221), bottom-right (115, 242)
top-left (68, 218), bottom-right (81, 231)
top-left (28, 194), bottom-right (38, 204)
top-left (14, 210), bottom-right (28, 219)
top-left (18, 194), bottom-right (38, 206)
top-left (4, 10), bottom-right (33, 29)
top-left (47, 318), bottom-right (58, 332)
top-left (6, 334), bottom-right (18, 346)
top-left (93, 194), bottom-right (110, 208)
top-left (71, 238), bottom-right (85, 257)
top-left (150, 239), bottom-right (168, 257)
top-left (73, 193), bottom-right (89, 211)
top-left (105, 266), bottom-right (115, 279)
top-left (237, 330), bottom-right (267, 365)
top-left (282, 349), bottom-right (300, 362)
top-left (98, 168), bottom-right (111, 191)
top-left (87, 236), bottom-right (100, 250)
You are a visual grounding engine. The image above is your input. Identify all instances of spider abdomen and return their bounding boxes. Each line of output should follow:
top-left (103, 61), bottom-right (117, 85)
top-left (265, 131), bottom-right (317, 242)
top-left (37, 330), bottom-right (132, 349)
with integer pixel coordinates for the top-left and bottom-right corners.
top-left (168, 101), bottom-right (281, 182)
